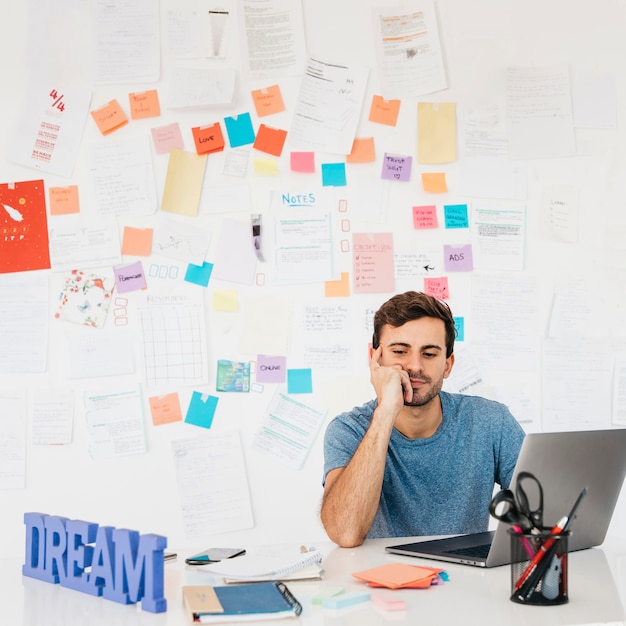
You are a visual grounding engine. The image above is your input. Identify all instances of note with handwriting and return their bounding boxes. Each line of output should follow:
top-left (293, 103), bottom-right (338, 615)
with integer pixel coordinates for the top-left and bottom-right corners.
top-left (91, 99), bottom-right (128, 135)
top-left (251, 84), bottom-right (285, 117)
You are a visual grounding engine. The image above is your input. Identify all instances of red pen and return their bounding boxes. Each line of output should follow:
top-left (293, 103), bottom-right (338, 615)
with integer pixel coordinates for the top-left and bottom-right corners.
top-left (513, 516), bottom-right (567, 591)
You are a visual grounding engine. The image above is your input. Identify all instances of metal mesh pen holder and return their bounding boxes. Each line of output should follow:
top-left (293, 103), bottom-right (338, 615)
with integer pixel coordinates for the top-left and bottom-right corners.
top-left (508, 528), bottom-right (570, 605)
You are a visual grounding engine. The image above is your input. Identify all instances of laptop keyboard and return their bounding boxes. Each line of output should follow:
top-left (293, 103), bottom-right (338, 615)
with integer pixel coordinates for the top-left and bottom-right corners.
top-left (446, 543), bottom-right (491, 559)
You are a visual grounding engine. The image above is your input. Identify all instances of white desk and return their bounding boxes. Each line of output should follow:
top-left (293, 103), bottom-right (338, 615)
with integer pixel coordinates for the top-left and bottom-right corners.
top-left (2, 536), bottom-right (625, 625)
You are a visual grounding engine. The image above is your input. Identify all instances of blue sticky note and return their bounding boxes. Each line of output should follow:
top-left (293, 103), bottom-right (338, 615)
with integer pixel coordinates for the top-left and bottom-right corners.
top-left (321, 162), bottom-right (347, 187)
top-left (444, 204), bottom-right (469, 229)
top-left (185, 392), bottom-right (218, 428)
top-left (224, 113), bottom-right (256, 147)
top-left (184, 261), bottom-right (213, 287)
top-left (287, 368), bottom-right (313, 394)
top-left (322, 591), bottom-right (370, 609)
top-left (454, 316), bottom-right (464, 341)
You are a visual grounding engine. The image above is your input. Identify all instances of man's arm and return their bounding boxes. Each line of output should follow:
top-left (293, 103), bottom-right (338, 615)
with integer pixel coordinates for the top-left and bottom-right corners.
top-left (320, 347), bottom-right (412, 547)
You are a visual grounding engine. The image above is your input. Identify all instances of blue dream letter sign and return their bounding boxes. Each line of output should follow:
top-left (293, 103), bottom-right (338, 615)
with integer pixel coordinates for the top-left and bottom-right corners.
top-left (22, 512), bottom-right (167, 613)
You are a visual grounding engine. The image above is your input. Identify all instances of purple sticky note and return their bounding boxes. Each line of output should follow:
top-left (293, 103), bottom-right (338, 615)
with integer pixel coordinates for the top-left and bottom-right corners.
top-left (382, 153), bottom-right (412, 182)
top-left (444, 244), bottom-right (473, 271)
top-left (256, 355), bottom-right (286, 383)
top-left (114, 260), bottom-right (147, 293)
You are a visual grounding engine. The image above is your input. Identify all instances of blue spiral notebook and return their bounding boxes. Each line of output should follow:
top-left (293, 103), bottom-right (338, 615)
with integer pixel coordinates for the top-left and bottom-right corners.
top-left (183, 581), bottom-right (302, 623)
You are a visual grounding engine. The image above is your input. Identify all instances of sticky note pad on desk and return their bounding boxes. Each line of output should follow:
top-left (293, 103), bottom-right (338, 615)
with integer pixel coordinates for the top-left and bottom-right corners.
top-left (322, 591), bottom-right (370, 609)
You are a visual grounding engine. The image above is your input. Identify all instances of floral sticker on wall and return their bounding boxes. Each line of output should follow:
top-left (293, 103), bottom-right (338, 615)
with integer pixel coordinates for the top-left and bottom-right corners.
top-left (55, 270), bottom-right (115, 328)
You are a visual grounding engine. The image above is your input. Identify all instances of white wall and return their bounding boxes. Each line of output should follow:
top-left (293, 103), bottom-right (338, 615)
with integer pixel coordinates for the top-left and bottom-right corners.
top-left (1, 0), bottom-right (626, 563)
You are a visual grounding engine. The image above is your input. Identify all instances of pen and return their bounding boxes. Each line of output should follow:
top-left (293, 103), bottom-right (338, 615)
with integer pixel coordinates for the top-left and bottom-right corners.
top-left (514, 486), bottom-right (587, 594)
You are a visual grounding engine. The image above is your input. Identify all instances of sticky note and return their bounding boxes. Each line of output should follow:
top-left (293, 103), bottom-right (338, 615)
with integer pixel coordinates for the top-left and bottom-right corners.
top-left (114, 260), bottom-right (147, 293)
top-left (121, 226), bottom-right (153, 256)
top-left (151, 122), bottom-right (184, 155)
top-left (192, 122), bottom-right (225, 155)
top-left (322, 591), bottom-right (370, 609)
top-left (184, 261), bottom-right (213, 287)
top-left (424, 276), bottom-right (449, 300)
top-left (382, 153), bottom-right (412, 182)
top-left (224, 112), bottom-right (255, 148)
top-left (256, 355), bottom-right (286, 383)
top-left (149, 393), bottom-right (182, 426)
top-left (325, 272), bottom-right (350, 297)
top-left (312, 587), bottom-right (346, 605)
top-left (347, 137), bottom-right (375, 163)
top-left (185, 393), bottom-right (218, 428)
top-left (253, 124), bottom-right (287, 156)
top-left (212, 289), bottom-right (239, 311)
top-left (90, 99), bottom-right (128, 135)
top-left (444, 244), bottom-right (473, 271)
top-left (322, 162), bottom-right (347, 187)
top-left (253, 157), bottom-right (279, 175)
top-left (454, 316), bottom-right (464, 341)
top-left (290, 151), bottom-right (315, 173)
top-left (287, 368), bottom-right (313, 394)
top-left (129, 89), bottom-right (160, 119)
top-left (421, 172), bottom-right (447, 193)
top-left (369, 95), bottom-right (401, 126)
top-left (251, 84), bottom-right (285, 117)
top-left (160, 149), bottom-right (207, 216)
top-left (371, 594), bottom-right (406, 611)
top-left (444, 204), bottom-right (469, 228)
top-left (417, 102), bottom-right (457, 163)
top-left (412, 205), bottom-right (438, 229)
top-left (49, 185), bottom-right (80, 215)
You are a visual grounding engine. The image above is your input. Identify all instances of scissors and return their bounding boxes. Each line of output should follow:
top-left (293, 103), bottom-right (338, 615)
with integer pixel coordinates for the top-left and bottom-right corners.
top-left (489, 471), bottom-right (544, 531)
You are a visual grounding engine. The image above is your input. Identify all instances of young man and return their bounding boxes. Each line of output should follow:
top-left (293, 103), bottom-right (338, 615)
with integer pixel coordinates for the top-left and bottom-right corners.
top-left (321, 291), bottom-right (525, 547)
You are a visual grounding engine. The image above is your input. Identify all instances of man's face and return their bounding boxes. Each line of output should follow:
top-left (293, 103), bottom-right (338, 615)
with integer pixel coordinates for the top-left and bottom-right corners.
top-left (378, 317), bottom-right (454, 407)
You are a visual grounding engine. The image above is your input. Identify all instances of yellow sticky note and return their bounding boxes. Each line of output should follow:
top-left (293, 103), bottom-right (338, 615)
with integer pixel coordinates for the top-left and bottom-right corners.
top-left (417, 102), bottom-right (456, 164)
top-left (213, 289), bottom-right (239, 311)
top-left (129, 89), bottom-right (161, 119)
top-left (253, 157), bottom-right (279, 175)
top-left (421, 172), bottom-right (448, 193)
top-left (325, 272), bottom-right (350, 297)
top-left (90, 99), bottom-right (128, 135)
top-left (160, 149), bottom-right (207, 216)
top-left (49, 185), bottom-right (80, 215)
top-left (347, 137), bottom-right (376, 163)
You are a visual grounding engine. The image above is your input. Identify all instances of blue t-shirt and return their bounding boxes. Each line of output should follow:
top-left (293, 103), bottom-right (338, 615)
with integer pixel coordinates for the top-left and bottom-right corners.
top-left (323, 391), bottom-right (525, 538)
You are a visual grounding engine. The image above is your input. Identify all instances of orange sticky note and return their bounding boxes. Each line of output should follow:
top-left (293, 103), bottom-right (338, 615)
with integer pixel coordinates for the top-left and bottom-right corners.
top-left (421, 172), bottom-right (448, 193)
top-left (90, 99), bottom-right (128, 135)
top-left (49, 185), bottom-right (80, 215)
top-left (325, 272), bottom-right (350, 297)
top-left (121, 226), bottom-right (153, 256)
top-left (129, 89), bottom-right (161, 120)
top-left (347, 137), bottom-right (375, 163)
top-left (251, 84), bottom-right (285, 117)
top-left (192, 122), bottom-right (225, 155)
top-left (369, 95), bottom-right (401, 126)
top-left (253, 124), bottom-right (287, 156)
top-left (149, 393), bottom-right (183, 426)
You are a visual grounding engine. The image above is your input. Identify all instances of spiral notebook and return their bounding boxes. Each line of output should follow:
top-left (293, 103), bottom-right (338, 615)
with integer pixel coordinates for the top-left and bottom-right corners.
top-left (183, 581), bottom-right (302, 623)
top-left (198, 548), bottom-right (323, 583)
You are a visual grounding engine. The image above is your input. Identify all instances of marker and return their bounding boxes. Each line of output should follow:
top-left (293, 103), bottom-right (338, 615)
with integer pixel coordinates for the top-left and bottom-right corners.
top-left (514, 486), bottom-right (587, 593)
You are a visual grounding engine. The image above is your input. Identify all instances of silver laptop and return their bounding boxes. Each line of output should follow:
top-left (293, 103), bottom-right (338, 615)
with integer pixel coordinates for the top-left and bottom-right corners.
top-left (386, 428), bottom-right (626, 567)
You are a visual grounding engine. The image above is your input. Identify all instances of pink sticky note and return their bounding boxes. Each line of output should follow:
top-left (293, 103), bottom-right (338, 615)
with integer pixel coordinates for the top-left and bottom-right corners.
top-left (290, 151), bottom-right (315, 173)
top-left (353, 232), bottom-right (395, 294)
top-left (151, 122), bottom-right (184, 155)
top-left (424, 276), bottom-right (449, 300)
top-left (413, 205), bottom-right (438, 229)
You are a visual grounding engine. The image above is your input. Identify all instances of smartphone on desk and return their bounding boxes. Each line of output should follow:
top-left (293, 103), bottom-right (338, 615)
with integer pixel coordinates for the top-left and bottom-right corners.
top-left (185, 547), bottom-right (246, 565)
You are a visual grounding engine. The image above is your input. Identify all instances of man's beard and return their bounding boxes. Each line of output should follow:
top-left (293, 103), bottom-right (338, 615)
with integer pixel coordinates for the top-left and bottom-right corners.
top-left (404, 373), bottom-right (444, 407)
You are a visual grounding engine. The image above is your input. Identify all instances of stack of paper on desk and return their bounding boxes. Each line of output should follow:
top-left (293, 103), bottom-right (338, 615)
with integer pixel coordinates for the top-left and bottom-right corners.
top-left (353, 563), bottom-right (447, 589)
top-left (198, 549), bottom-right (323, 583)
